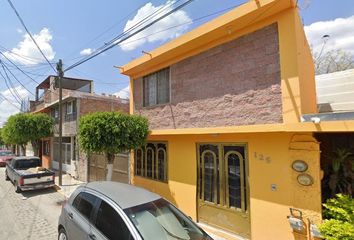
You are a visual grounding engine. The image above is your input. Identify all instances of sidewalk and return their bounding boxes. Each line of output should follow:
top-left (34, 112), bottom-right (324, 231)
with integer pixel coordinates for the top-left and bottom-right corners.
top-left (53, 171), bottom-right (84, 199)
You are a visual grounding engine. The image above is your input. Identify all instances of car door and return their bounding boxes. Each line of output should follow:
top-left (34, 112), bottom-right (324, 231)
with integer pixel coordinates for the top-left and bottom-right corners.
top-left (66, 191), bottom-right (99, 240)
top-left (89, 198), bottom-right (135, 240)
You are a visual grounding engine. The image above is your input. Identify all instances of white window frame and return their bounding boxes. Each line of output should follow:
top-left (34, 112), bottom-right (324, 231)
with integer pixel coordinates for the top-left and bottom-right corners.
top-left (54, 107), bottom-right (59, 118)
top-left (66, 101), bottom-right (73, 115)
top-left (143, 68), bottom-right (170, 107)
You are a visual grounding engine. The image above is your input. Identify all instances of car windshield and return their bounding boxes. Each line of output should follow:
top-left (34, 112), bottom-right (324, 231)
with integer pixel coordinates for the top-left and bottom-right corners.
top-left (124, 199), bottom-right (212, 240)
top-left (0, 151), bottom-right (13, 156)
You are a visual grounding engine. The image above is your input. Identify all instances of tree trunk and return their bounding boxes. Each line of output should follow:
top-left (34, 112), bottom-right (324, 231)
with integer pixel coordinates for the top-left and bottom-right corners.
top-left (20, 144), bottom-right (26, 156)
top-left (106, 152), bottom-right (115, 181)
top-left (31, 140), bottom-right (40, 157)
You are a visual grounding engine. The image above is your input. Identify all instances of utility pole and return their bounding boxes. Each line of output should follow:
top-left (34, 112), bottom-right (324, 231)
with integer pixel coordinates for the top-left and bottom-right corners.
top-left (56, 59), bottom-right (63, 186)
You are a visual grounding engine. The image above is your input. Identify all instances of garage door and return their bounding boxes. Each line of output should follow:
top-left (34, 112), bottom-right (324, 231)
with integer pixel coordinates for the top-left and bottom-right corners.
top-left (89, 153), bottom-right (129, 183)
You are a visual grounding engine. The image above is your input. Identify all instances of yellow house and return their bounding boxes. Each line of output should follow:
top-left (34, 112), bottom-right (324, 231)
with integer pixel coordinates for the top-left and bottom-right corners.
top-left (120, 0), bottom-right (354, 239)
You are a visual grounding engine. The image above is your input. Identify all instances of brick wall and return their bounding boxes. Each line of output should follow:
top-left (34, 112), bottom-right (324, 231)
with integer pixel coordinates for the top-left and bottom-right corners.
top-left (75, 97), bottom-right (129, 181)
top-left (133, 23), bottom-right (282, 129)
top-left (79, 98), bottom-right (129, 115)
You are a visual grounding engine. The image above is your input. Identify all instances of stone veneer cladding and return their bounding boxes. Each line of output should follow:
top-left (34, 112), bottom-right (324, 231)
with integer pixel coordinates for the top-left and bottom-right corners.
top-left (133, 23), bottom-right (282, 129)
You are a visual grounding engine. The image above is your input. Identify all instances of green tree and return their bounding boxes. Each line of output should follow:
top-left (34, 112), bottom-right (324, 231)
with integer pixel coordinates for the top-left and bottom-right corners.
top-left (29, 113), bottom-right (55, 156)
top-left (319, 194), bottom-right (354, 240)
top-left (79, 112), bottom-right (149, 181)
top-left (2, 113), bottom-right (54, 156)
top-left (0, 128), bottom-right (4, 147)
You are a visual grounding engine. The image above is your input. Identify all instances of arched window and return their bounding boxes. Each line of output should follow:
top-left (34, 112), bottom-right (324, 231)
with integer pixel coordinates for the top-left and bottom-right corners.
top-left (135, 148), bottom-right (143, 176)
top-left (146, 147), bottom-right (154, 178)
top-left (202, 150), bottom-right (217, 203)
top-left (135, 142), bottom-right (168, 182)
top-left (157, 148), bottom-right (167, 181)
top-left (225, 151), bottom-right (243, 209)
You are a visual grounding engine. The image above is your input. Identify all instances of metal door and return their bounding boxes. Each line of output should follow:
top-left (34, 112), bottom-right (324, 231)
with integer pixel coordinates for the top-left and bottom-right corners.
top-left (197, 143), bottom-right (250, 238)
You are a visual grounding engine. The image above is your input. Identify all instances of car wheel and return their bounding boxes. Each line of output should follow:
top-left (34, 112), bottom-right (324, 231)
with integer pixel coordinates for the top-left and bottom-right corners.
top-left (14, 181), bottom-right (21, 193)
top-left (58, 228), bottom-right (68, 240)
top-left (5, 172), bottom-right (9, 181)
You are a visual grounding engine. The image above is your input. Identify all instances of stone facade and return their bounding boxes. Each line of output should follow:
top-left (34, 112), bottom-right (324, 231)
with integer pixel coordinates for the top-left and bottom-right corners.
top-left (133, 23), bottom-right (282, 129)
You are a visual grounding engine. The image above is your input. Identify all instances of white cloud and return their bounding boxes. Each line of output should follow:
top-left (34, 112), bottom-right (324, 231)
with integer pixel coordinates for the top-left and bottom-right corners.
top-left (16, 28), bottom-right (23, 34)
top-left (3, 28), bottom-right (55, 65)
top-left (0, 86), bottom-right (29, 127)
top-left (120, 0), bottom-right (192, 51)
top-left (80, 48), bottom-right (94, 56)
top-left (114, 85), bottom-right (130, 99)
top-left (305, 15), bottom-right (354, 54)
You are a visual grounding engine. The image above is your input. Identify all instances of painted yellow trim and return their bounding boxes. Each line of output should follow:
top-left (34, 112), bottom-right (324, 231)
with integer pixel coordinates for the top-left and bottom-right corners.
top-left (148, 120), bottom-right (354, 135)
top-left (121, 0), bottom-right (296, 78)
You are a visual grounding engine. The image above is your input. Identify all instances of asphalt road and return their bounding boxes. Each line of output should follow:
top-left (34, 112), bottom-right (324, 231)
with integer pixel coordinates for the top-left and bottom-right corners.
top-left (0, 167), bottom-right (66, 240)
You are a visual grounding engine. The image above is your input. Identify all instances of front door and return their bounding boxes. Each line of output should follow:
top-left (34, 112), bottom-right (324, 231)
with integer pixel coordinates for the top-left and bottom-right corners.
top-left (197, 143), bottom-right (250, 238)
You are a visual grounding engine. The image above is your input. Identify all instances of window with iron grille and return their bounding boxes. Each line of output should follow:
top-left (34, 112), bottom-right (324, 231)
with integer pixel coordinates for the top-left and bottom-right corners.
top-left (134, 142), bottom-right (167, 182)
top-left (43, 141), bottom-right (50, 156)
top-left (143, 68), bottom-right (170, 107)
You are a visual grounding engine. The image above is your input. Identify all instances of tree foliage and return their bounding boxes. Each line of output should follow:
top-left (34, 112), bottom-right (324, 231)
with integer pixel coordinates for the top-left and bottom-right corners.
top-left (79, 111), bottom-right (149, 161)
top-left (0, 128), bottom-right (4, 146)
top-left (314, 49), bottom-right (354, 75)
top-left (1, 113), bottom-right (54, 155)
top-left (319, 194), bottom-right (354, 240)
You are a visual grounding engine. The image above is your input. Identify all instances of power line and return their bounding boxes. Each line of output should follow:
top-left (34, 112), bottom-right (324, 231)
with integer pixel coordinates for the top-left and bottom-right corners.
top-left (63, 0), bottom-right (152, 60)
top-left (0, 44), bottom-right (55, 65)
top-left (0, 51), bottom-right (40, 84)
top-left (94, 0), bottom-right (180, 53)
top-left (64, 0), bottom-right (194, 72)
top-left (117, 2), bottom-right (245, 49)
top-left (0, 60), bottom-right (35, 96)
top-left (6, 0), bottom-right (57, 73)
top-left (64, 0), bottom-right (178, 66)
top-left (0, 65), bottom-right (22, 104)
top-left (0, 92), bottom-right (22, 110)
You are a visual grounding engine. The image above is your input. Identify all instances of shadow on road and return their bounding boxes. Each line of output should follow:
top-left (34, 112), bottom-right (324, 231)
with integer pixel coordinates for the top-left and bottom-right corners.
top-left (20, 187), bottom-right (57, 198)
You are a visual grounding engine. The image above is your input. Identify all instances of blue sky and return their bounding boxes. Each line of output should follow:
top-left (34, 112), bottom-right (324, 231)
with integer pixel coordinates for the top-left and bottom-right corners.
top-left (0, 0), bottom-right (353, 124)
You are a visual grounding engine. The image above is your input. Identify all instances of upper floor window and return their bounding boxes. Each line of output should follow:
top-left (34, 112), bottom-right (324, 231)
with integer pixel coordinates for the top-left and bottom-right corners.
top-left (65, 101), bottom-right (76, 115)
top-left (54, 107), bottom-right (59, 119)
top-left (43, 141), bottom-right (50, 156)
top-left (143, 68), bottom-right (170, 107)
top-left (66, 101), bottom-right (73, 115)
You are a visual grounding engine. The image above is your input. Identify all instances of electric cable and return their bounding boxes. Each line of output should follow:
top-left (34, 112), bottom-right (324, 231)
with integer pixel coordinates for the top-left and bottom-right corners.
top-left (63, 0), bottom-right (152, 60)
top-left (64, 0), bottom-right (194, 72)
top-left (0, 63), bottom-right (23, 102)
top-left (6, 0), bottom-right (57, 73)
top-left (0, 68), bottom-right (22, 104)
top-left (0, 60), bottom-right (35, 96)
top-left (0, 51), bottom-right (40, 84)
top-left (0, 93), bottom-right (22, 110)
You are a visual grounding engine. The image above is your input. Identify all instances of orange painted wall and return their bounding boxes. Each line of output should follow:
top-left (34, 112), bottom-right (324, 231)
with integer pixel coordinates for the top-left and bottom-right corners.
top-left (131, 132), bottom-right (322, 239)
top-left (42, 155), bottom-right (51, 169)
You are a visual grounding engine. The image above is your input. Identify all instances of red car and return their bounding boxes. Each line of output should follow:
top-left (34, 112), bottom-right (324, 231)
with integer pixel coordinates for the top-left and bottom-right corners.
top-left (0, 150), bottom-right (15, 167)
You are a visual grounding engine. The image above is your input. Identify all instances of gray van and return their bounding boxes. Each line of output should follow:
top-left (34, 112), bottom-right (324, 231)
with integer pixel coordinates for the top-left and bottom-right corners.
top-left (58, 181), bottom-right (212, 240)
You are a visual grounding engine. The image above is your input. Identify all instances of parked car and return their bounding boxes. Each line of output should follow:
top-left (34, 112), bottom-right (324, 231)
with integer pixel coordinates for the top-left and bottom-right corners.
top-left (0, 150), bottom-right (15, 167)
top-left (5, 156), bottom-right (55, 193)
top-left (58, 181), bottom-right (212, 240)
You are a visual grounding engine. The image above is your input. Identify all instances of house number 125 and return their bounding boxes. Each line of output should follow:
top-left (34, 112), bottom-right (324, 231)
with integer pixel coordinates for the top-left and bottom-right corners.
top-left (254, 152), bottom-right (271, 163)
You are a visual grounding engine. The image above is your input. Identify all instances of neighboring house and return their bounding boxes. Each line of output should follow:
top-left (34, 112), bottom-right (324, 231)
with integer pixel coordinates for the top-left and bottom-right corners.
top-left (121, 0), bottom-right (354, 239)
top-left (30, 75), bottom-right (129, 182)
top-left (315, 68), bottom-right (354, 113)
